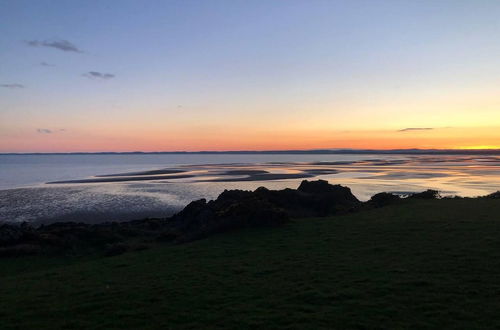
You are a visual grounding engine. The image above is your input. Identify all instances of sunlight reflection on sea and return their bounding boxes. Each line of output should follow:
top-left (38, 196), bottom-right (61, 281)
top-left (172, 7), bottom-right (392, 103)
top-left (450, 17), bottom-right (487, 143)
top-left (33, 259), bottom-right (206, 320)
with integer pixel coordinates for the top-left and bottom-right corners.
top-left (1, 154), bottom-right (499, 224)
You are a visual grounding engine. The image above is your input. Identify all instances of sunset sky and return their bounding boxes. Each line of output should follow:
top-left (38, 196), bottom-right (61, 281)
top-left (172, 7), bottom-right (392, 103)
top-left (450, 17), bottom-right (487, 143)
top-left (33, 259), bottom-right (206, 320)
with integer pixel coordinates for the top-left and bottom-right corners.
top-left (1, 0), bottom-right (500, 152)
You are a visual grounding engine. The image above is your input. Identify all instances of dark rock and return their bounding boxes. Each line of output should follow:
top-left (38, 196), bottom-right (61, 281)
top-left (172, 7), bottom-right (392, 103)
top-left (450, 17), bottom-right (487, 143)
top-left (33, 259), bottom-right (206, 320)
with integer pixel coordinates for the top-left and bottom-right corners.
top-left (369, 192), bottom-right (401, 207)
top-left (167, 196), bottom-right (288, 243)
top-left (485, 191), bottom-right (500, 199)
top-left (169, 199), bottom-right (217, 233)
top-left (0, 244), bottom-right (41, 257)
top-left (409, 190), bottom-right (440, 199)
top-left (0, 224), bottom-right (25, 246)
top-left (292, 180), bottom-right (360, 216)
top-left (298, 179), bottom-right (341, 194)
top-left (0, 180), bottom-right (397, 255)
top-left (0, 222), bottom-right (36, 247)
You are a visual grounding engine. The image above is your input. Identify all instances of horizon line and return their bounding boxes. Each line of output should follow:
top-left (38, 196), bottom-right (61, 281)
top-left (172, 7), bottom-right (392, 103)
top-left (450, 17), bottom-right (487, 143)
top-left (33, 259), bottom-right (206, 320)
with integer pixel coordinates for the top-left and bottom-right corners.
top-left (2, 148), bottom-right (500, 155)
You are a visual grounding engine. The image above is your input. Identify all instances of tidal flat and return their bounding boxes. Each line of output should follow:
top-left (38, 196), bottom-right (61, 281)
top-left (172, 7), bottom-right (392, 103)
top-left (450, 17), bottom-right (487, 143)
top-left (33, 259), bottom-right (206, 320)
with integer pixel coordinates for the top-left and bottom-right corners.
top-left (2, 154), bottom-right (500, 224)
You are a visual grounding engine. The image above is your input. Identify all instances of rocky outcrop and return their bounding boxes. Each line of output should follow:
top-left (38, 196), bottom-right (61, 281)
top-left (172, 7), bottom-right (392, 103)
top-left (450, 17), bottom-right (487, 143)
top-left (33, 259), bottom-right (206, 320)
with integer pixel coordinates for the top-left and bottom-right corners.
top-left (485, 191), bottom-right (500, 199)
top-left (0, 180), bottom-right (362, 253)
top-left (409, 190), bottom-right (440, 199)
top-left (1, 180), bottom-right (474, 256)
top-left (248, 182), bottom-right (359, 218)
top-left (368, 192), bottom-right (401, 207)
top-left (158, 180), bottom-right (360, 242)
top-left (161, 196), bottom-right (288, 243)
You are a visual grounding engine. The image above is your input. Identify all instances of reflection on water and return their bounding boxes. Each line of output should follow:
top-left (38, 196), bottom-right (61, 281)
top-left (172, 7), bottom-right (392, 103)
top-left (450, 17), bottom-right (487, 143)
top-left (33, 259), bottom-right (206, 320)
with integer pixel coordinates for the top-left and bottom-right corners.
top-left (1, 154), bottom-right (499, 224)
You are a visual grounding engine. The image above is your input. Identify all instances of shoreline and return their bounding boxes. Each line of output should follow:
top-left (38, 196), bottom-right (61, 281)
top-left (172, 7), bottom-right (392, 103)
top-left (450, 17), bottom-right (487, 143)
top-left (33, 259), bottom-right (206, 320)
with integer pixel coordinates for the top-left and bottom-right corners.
top-left (1, 180), bottom-right (499, 257)
top-left (2, 154), bottom-right (500, 224)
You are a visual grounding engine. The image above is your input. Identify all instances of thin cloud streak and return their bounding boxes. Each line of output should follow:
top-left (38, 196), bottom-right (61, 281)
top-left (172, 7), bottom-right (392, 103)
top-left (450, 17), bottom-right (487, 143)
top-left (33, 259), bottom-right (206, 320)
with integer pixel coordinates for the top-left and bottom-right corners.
top-left (36, 128), bottom-right (67, 134)
top-left (26, 39), bottom-right (83, 53)
top-left (398, 128), bottom-right (434, 132)
top-left (1, 84), bottom-right (24, 89)
top-left (83, 71), bottom-right (115, 80)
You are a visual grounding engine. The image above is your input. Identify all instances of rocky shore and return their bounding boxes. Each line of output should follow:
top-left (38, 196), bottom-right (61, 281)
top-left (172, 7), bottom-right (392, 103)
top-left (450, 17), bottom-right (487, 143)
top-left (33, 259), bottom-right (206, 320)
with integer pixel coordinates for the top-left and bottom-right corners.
top-left (1, 180), bottom-right (498, 257)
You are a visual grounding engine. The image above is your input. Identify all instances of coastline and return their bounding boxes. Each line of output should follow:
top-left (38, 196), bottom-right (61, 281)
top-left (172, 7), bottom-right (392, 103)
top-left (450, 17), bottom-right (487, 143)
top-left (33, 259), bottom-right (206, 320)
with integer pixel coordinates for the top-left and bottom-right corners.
top-left (1, 180), bottom-right (499, 257)
top-left (2, 154), bottom-right (500, 224)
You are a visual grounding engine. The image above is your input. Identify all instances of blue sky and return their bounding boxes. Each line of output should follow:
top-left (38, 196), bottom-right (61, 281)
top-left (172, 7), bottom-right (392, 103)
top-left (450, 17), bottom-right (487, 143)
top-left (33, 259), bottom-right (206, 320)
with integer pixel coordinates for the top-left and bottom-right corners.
top-left (1, 0), bottom-right (500, 151)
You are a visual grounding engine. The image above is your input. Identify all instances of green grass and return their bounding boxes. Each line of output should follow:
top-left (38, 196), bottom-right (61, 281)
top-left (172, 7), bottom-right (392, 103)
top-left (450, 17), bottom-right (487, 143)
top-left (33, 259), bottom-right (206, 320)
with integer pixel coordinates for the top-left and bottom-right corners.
top-left (2, 199), bottom-right (500, 329)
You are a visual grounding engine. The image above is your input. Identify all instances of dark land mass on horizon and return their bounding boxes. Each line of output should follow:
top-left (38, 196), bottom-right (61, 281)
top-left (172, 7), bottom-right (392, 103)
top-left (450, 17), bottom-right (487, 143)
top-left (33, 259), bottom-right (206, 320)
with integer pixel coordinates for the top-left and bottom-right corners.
top-left (3, 148), bottom-right (500, 155)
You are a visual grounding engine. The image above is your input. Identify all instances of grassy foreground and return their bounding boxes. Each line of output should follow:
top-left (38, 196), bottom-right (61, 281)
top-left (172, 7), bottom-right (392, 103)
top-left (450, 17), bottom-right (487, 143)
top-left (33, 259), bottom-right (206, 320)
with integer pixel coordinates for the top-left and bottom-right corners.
top-left (2, 198), bottom-right (500, 329)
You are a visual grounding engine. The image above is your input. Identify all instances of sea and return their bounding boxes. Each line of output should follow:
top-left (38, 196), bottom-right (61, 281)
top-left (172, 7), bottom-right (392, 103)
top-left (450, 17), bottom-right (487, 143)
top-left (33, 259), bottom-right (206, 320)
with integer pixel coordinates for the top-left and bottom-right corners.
top-left (1, 153), bottom-right (499, 224)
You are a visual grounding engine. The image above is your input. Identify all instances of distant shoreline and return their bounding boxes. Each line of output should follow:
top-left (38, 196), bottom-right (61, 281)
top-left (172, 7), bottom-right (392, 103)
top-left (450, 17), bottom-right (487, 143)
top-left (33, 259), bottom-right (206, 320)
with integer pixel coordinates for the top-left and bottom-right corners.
top-left (2, 149), bottom-right (500, 155)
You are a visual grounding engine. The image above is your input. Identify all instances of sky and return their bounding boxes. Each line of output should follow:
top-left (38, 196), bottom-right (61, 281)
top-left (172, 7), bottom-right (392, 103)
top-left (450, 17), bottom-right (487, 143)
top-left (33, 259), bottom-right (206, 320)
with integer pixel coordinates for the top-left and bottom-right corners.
top-left (1, 0), bottom-right (500, 152)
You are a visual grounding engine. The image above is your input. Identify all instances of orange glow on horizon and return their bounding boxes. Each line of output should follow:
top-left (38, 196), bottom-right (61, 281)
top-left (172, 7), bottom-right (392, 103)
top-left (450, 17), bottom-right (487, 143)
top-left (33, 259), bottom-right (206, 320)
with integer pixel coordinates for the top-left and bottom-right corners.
top-left (1, 126), bottom-right (500, 153)
top-left (456, 145), bottom-right (500, 150)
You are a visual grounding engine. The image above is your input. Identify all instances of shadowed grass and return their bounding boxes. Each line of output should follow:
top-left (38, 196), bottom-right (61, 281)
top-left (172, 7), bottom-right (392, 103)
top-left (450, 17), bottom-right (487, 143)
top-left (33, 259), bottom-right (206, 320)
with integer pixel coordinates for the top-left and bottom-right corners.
top-left (1, 198), bottom-right (500, 329)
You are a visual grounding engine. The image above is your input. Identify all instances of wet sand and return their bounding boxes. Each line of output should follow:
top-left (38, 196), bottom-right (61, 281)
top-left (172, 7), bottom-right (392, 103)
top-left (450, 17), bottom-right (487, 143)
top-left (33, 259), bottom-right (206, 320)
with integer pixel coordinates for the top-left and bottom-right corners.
top-left (2, 155), bottom-right (500, 224)
top-left (95, 169), bottom-right (186, 177)
top-left (47, 174), bottom-right (195, 184)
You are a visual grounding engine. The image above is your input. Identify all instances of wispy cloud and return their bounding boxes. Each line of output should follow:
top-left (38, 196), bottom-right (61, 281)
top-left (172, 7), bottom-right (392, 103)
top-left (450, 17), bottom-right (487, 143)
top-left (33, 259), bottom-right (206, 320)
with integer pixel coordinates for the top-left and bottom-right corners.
top-left (36, 128), bottom-right (66, 134)
top-left (40, 62), bottom-right (54, 67)
top-left (83, 71), bottom-right (115, 80)
top-left (26, 39), bottom-right (83, 53)
top-left (1, 83), bottom-right (24, 89)
top-left (398, 127), bottom-right (434, 132)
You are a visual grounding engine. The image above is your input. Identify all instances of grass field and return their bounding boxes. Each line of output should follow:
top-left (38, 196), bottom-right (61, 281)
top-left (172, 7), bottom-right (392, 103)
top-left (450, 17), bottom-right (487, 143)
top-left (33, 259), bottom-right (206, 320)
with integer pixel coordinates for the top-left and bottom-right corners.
top-left (2, 198), bottom-right (500, 329)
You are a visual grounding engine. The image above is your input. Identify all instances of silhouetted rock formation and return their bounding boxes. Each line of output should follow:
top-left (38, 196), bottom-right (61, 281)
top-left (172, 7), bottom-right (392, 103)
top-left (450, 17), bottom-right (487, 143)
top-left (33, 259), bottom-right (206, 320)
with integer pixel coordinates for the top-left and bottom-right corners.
top-left (163, 180), bottom-right (359, 242)
top-left (486, 191), bottom-right (500, 199)
top-left (2, 180), bottom-right (496, 257)
top-left (0, 180), bottom-right (361, 253)
top-left (409, 189), bottom-right (440, 199)
top-left (368, 192), bottom-right (401, 207)
top-left (161, 196), bottom-right (288, 243)
top-left (252, 180), bottom-right (360, 217)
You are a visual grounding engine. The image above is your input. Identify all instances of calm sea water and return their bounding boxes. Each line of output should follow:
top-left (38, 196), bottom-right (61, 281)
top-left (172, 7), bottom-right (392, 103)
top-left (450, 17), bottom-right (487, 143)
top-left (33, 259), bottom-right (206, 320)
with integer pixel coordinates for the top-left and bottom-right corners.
top-left (1, 154), bottom-right (499, 224)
